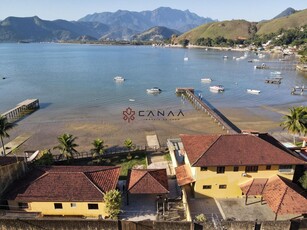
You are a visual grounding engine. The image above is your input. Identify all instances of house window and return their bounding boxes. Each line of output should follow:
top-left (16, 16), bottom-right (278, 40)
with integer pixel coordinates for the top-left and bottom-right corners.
top-left (200, 167), bottom-right (208, 171)
top-left (18, 202), bottom-right (29, 209)
top-left (219, 185), bottom-right (227, 189)
top-left (203, 185), bottom-right (212, 189)
top-left (279, 165), bottom-right (293, 172)
top-left (266, 165), bottom-right (271, 170)
top-left (70, 203), bottom-right (76, 208)
top-left (245, 166), bottom-right (258, 173)
top-left (217, 166), bottom-right (225, 174)
top-left (54, 203), bottom-right (63, 209)
top-left (88, 203), bottom-right (99, 210)
top-left (233, 166), bottom-right (239, 172)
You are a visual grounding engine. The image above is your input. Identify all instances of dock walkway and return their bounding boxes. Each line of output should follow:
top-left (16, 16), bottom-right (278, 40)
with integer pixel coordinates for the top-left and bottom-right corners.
top-left (1, 99), bottom-right (39, 122)
top-left (176, 88), bottom-right (240, 134)
top-left (1, 133), bottom-right (32, 156)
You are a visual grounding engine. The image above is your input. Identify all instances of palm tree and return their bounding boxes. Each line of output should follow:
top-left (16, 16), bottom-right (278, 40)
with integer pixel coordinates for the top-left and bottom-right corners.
top-left (90, 138), bottom-right (105, 159)
top-left (0, 115), bottom-right (17, 156)
top-left (124, 138), bottom-right (134, 151)
top-left (54, 133), bottom-right (79, 161)
top-left (280, 107), bottom-right (307, 144)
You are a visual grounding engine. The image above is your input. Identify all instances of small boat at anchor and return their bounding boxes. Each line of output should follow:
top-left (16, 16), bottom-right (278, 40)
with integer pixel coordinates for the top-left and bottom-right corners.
top-left (201, 78), bottom-right (212, 82)
top-left (270, 71), bottom-right (282, 75)
top-left (147, 87), bottom-right (162, 94)
top-left (114, 76), bottom-right (125, 82)
top-left (247, 89), bottom-right (261, 94)
top-left (210, 85), bottom-right (224, 92)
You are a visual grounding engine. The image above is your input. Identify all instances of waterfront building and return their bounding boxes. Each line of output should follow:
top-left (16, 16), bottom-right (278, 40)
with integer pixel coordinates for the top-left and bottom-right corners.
top-left (4, 166), bottom-right (120, 218)
top-left (175, 133), bottom-right (306, 198)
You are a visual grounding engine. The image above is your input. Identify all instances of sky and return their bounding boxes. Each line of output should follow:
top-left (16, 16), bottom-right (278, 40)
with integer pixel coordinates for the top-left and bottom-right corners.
top-left (0, 0), bottom-right (306, 22)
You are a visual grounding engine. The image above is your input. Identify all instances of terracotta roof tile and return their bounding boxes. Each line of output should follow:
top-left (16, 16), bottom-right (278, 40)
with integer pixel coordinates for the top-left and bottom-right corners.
top-left (175, 165), bottom-right (195, 186)
top-left (127, 169), bottom-right (169, 194)
top-left (180, 134), bottom-right (306, 167)
top-left (263, 176), bottom-right (307, 215)
top-left (5, 166), bottom-right (120, 202)
top-left (240, 178), bottom-right (268, 196)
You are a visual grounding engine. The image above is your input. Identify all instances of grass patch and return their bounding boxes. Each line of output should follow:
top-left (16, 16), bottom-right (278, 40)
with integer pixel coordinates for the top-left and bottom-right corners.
top-left (164, 152), bottom-right (172, 161)
top-left (99, 151), bottom-right (147, 177)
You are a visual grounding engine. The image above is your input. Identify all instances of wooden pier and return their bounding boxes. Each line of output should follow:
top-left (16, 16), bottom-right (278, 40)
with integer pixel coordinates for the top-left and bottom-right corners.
top-left (177, 88), bottom-right (240, 134)
top-left (2, 99), bottom-right (40, 122)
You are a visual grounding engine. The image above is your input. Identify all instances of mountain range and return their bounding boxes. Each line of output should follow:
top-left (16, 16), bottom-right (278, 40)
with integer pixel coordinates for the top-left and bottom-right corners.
top-left (0, 7), bottom-right (304, 43)
top-left (0, 7), bottom-right (214, 42)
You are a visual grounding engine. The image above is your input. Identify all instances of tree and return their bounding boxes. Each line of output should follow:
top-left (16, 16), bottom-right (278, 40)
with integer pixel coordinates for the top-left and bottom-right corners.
top-left (54, 133), bottom-right (79, 161)
top-left (90, 138), bottom-right (105, 159)
top-left (298, 171), bottom-right (307, 190)
top-left (179, 39), bottom-right (189, 47)
top-left (0, 115), bottom-right (17, 156)
top-left (104, 189), bottom-right (122, 219)
top-left (280, 107), bottom-right (307, 144)
top-left (124, 138), bottom-right (134, 151)
top-left (34, 149), bottom-right (54, 166)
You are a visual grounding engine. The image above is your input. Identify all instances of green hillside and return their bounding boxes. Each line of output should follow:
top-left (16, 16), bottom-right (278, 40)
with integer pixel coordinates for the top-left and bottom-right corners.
top-left (177, 20), bottom-right (253, 43)
top-left (257, 9), bottom-right (307, 35)
top-left (175, 9), bottom-right (307, 45)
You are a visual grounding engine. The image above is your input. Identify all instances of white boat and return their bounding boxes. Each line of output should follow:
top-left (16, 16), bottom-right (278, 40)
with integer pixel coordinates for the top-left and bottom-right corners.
top-left (247, 89), bottom-right (261, 94)
top-left (270, 71), bottom-right (282, 75)
top-left (129, 99), bottom-right (135, 102)
top-left (223, 56), bottom-right (228, 59)
top-left (210, 85), bottom-right (224, 92)
top-left (184, 57), bottom-right (189, 61)
top-left (147, 87), bottom-right (162, 94)
top-left (114, 76), bottom-right (125, 82)
top-left (201, 78), bottom-right (212, 82)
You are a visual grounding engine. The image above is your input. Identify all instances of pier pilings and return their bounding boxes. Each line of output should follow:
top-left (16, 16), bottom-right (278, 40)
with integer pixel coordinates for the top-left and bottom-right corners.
top-left (2, 99), bottom-right (39, 122)
top-left (176, 88), bottom-right (240, 134)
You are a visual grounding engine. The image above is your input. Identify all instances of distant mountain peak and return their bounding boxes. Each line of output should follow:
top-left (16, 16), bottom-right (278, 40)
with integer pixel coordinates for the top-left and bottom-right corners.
top-left (273, 7), bottom-right (296, 19)
top-left (78, 7), bottom-right (214, 34)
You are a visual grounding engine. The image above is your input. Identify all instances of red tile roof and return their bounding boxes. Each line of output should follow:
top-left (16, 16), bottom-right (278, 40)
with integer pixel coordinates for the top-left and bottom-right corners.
top-left (127, 169), bottom-right (169, 194)
top-left (240, 178), bottom-right (268, 196)
top-left (180, 134), bottom-right (306, 167)
top-left (175, 165), bottom-right (195, 186)
top-left (6, 166), bottom-right (120, 202)
top-left (263, 175), bottom-right (307, 215)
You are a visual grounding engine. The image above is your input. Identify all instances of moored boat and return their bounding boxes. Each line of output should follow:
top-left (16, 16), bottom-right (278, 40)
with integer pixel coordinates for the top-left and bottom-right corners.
top-left (147, 87), bottom-right (162, 94)
top-left (247, 89), bottom-right (261, 94)
top-left (270, 71), bottom-right (282, 75)
top-left (210, 85), bottom-right (224, 92)
top-left (114, 76), bottom-right (125, 82)
top-left (201, 78), bottom-right (212, 82)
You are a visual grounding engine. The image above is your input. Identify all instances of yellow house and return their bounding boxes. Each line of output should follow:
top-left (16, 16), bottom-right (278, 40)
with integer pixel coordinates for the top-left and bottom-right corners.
top-left (5, 166), bottom-right (120, 218)
top-left (175, 133), bottom-right (306, 198)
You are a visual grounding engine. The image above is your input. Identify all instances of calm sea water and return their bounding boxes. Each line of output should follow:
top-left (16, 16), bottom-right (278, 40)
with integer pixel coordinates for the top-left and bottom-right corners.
top-left (0, 43), bottom-right (306, 120)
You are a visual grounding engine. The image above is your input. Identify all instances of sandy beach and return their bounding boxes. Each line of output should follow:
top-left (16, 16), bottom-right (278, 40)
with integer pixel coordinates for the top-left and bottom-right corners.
top-left (5, 102), bottom-right (298, 156)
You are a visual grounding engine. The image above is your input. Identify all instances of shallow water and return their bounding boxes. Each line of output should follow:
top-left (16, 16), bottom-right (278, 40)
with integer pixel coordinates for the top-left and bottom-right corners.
top-left (0, 43), bottom-right (306, 121)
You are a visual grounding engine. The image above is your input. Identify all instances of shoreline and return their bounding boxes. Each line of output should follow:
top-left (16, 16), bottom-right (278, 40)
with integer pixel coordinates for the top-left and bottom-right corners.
top-left (6, 102), bottom-right (298, 155)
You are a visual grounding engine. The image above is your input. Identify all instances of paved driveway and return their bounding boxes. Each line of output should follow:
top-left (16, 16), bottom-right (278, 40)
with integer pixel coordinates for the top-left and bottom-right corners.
top-left (217, 198), bottom-right (300, 221)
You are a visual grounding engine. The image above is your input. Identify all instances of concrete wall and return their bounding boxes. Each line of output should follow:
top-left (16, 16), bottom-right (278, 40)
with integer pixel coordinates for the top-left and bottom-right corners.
top-left (0, 219), bottom-right (118, 230)
top-left (0, 218), bottom-right (304, 230)
top-left (0, 161), bottom-right (27, 198)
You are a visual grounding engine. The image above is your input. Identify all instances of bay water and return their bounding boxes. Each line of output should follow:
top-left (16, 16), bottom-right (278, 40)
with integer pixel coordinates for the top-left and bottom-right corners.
top-left (0, 43), bottom-right (306, 122)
